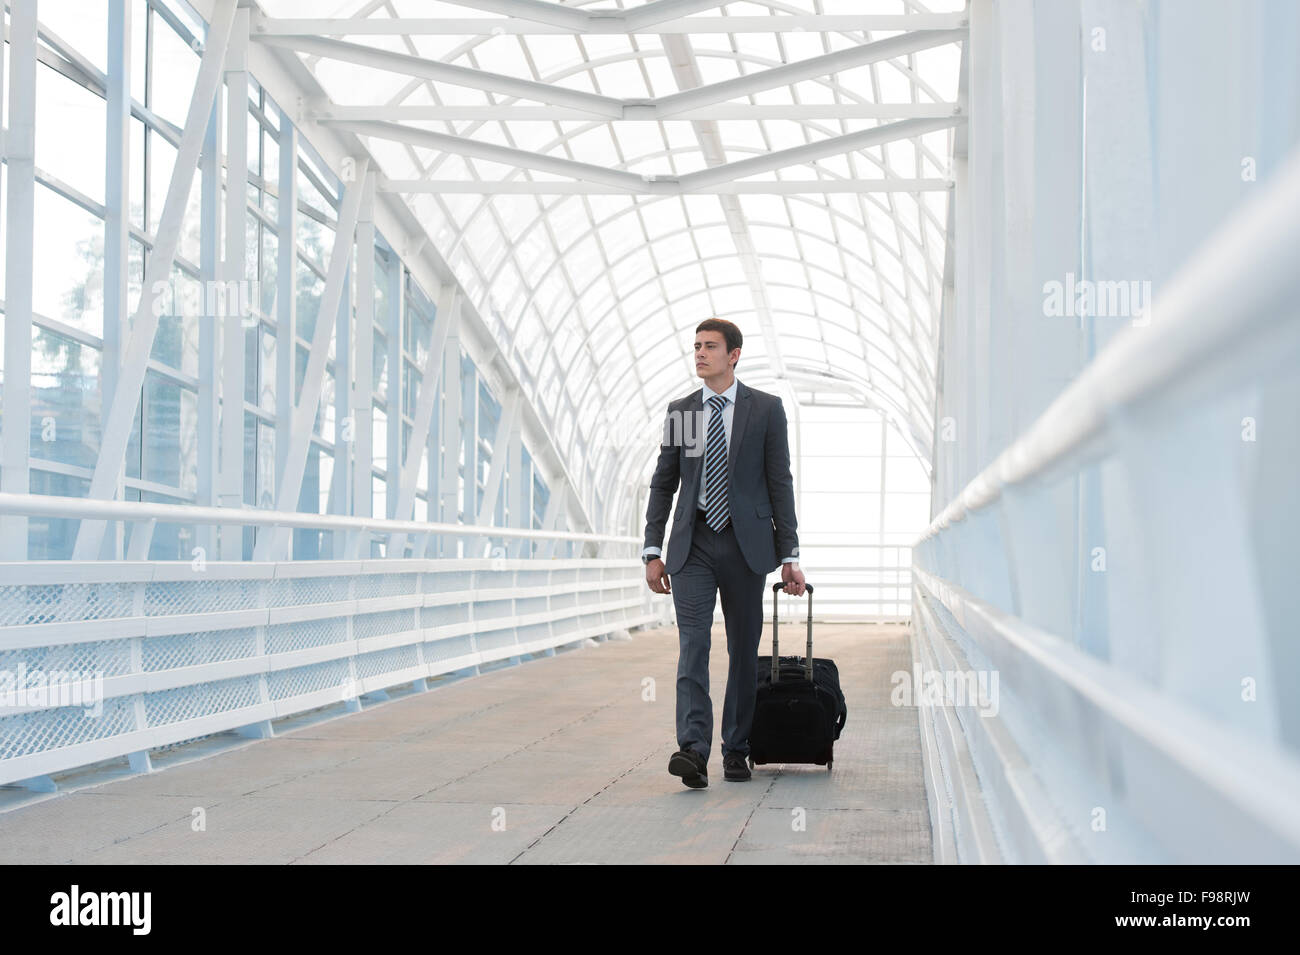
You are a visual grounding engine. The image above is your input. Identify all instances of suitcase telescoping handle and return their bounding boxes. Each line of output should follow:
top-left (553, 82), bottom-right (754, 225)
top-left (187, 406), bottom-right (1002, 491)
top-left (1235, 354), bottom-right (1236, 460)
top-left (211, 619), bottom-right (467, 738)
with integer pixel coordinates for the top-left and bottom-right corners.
top-left (770, 581), bottom-right (814, 683)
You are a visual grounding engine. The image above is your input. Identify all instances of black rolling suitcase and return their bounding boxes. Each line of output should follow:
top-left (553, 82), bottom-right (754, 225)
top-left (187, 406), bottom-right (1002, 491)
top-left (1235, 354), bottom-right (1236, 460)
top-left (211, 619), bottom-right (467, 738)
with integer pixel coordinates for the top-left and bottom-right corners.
top-left (749, 582), bottom-right (847, 771)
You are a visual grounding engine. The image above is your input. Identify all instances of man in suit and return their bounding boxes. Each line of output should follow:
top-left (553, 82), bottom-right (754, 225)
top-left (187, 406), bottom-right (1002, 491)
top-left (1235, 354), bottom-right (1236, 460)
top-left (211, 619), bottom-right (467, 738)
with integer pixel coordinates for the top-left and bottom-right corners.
top-left (642, 318), bottom-right (805, 789)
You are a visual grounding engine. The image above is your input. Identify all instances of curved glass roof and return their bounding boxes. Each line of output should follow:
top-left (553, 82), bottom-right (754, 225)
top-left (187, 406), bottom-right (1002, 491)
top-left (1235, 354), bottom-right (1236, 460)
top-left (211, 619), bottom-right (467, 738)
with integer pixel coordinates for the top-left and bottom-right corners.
top-left (256, 0), bottom-right (964, 496)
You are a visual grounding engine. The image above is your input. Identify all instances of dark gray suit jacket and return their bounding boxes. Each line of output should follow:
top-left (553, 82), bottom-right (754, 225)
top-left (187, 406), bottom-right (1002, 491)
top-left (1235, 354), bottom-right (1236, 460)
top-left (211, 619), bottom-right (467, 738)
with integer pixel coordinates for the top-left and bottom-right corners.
top-left (643, 379), bottom-right (799, 577)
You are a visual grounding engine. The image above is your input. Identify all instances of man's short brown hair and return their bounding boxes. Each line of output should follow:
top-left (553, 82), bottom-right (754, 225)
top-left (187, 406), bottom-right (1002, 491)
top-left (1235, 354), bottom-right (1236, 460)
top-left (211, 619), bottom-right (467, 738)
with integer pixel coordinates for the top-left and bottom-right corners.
top-left (696, 318), bottom-right (742, 369)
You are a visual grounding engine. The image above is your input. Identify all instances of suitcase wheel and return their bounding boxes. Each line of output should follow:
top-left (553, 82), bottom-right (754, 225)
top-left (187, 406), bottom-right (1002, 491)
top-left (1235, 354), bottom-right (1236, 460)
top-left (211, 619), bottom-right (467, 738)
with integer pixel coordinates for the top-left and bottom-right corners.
top-left (747, 755), bottom-right (754, 771)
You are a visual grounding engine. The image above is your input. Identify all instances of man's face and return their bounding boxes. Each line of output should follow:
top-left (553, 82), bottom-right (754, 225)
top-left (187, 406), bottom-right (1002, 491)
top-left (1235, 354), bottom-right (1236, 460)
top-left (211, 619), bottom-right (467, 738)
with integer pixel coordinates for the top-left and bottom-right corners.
top-left (694, 332), bottom-right (735, 376)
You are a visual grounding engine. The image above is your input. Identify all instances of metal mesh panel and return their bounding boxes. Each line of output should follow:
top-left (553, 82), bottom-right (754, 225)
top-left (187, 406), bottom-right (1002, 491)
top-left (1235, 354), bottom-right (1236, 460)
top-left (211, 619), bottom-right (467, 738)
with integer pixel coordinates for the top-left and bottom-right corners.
top-left (474, 599), bottom-right (514, 624)
top-left (267, 576), bottom-right (351, 608)
top-left (424, 634), bottom-right (475, 662)
top-left (516, 623), bottom-right (551, 646)
top-left (265, 617), bottom-right (348, 655)
top-left (0, 640), bottom-right (133, 678)
top-left (267, 659), bottom-right (352, 701)
top-left (0, 564), bottom-right (623, 781)
top-left (421, 603), bottom-right (470, 628)
top-left (0, 698), bottom-right (138, 760)
top-left (0, 583), bottom-right (136, 626)
top-left (355, 574), bottom-right (417, 600)
top-left (475, 628), bottom-right (518, 652)
top-left (355, 645), bottom-right (420, 680)
top-left (143, 579), bottom-right (261, 616)
top-left (142, 628), bottom-right (259, 672)
top-left (516, 596), bottom-right (547, 617)
top-left (353, 609), bottom-right (416, 640)
top-left (423, 571), bottom-right (472, 594)
top-left (474, 571), bottom-right (515, 593)
top-left (143, 676), bottom-right (262, 727)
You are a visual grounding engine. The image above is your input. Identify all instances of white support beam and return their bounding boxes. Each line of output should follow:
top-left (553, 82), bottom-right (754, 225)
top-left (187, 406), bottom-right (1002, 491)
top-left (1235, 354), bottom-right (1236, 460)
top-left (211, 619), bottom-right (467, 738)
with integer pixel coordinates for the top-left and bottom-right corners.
top-left (351, 172), bottom-right (376, 549)
top-left (385, 255), bottom-right (403, 521)
top-left (255, 34), bottom-right (622, 119)
top-left (654, 30), bottom-right (967, 117)
top-left (195, 0), bottom-right (604, 546)
top-left (220, 7), bottom-right (251, 557)
top-left (662, 30), bottom-right (785, 382)
top-left (327, 119), bottom-right (641, 189)
top-left (260, 29), bottom-right (964, 124)
top-left (73, 0), bottom-right (240, 560)
top-left (507, 411), bottom-right (527, 558)
top-left (253, 14), bottom-right (969, 36)
top-left (254, 157), bottom-right (370, 561)
top-left (387, 286), bottom-right (460, 557)
top-left (331, 226), bottom-right (353, 559)
top-left (274, 112), bottom-right (298, 528)
top-left (311, 103), bottom-right (959, 122)
top-left (378, 178), bottom-right (955, 195)
top-left (475, 386), bottom-right (522, 556)
top-left (196, 93), bottom-right (222, 560)
top-left (0, 0), bottom-right (37, 561)
top-left (438, 317), bottom-right (462, 558)
top-left (101, 0), bottom-right (132, 561)
top-left (415, 0), bottom-right (722, 32)
top-left (678, 117), bottom-right (962, 191)
top-left (330, 117), bottom-right (960, 193)
top-left (539, 477), bottom-right (566, 560)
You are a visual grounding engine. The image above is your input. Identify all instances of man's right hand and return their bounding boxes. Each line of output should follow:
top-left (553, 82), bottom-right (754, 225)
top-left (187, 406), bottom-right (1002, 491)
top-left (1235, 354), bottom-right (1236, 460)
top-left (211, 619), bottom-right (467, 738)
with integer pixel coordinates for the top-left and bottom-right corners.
top-left (645, 558), bottom-right (671, 594)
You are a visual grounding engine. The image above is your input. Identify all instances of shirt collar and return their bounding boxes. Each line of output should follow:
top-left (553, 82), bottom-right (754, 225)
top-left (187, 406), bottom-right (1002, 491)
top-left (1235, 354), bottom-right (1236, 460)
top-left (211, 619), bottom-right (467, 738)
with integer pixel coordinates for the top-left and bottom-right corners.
top-left (702, 377), bottom-right (739, 406)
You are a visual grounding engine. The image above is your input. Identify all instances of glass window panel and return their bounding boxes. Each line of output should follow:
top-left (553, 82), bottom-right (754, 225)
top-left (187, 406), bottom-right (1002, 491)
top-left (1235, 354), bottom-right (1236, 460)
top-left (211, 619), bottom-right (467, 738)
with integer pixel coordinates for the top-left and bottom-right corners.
top-left (36, 63), bottom-right (106, 205)
top-left (40, 0), bottom-right (109, 72)
top-left (295, 259), bottom-right (324, 343)
top-left (131, 0), bottom-right (147, 103)
top-left (32, 184), bottom-right (104, 336)
top-left (28, 471), bottom-right (90, 560)
top-left (148, 264), bottom-right (199, 376)
top-left (319, 367), bottom-right (335, 437)
top-left (130, 119), bottom-right (146, 231)
top-left (149, 10), bottom-right (200, 128)
top-left (30, 327), bottom-right (102, 470)
top-left (147, 134), bottom-right (205, 266)
top-left (258, 328), bottom-right (276, 413)
top-left (651, 236), bottom-right (697, 273)
top-left (142, 374), bottom-right (196, 493)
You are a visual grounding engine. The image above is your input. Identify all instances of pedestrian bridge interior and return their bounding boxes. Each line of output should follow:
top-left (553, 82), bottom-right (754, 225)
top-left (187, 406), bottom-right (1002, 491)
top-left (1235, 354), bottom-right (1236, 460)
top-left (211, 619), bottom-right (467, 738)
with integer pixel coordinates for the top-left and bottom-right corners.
top-left (0, 0), bottom-right (1296, 864)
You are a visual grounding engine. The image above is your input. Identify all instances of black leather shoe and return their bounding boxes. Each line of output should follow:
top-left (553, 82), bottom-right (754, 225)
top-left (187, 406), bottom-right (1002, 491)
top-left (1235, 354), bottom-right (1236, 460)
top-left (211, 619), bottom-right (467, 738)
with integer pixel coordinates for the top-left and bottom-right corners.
top-left (668, 748), bottom-right (708, 788)
top-left (724, 752), bottom-right (752, 781)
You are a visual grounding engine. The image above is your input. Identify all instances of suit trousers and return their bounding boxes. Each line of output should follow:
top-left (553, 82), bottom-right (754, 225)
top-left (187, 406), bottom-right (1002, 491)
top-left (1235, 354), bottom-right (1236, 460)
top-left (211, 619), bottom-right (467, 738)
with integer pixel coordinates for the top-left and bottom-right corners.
top-left (671, 508), bottom-right (767, 764)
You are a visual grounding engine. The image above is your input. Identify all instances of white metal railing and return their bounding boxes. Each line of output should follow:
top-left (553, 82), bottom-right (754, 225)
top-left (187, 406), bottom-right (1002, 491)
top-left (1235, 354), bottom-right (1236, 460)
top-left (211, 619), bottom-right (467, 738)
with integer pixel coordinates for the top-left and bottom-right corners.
top-left (0, 492), bottom-right (635, 561)
top-left (912, 148), bottom-right (1300, 863)
top-left (0, 556), bottom-right (655, 789)
top-left (770, 542), bottom-right (912, 621)
top-left (0, 496), bottom-right (658, 789)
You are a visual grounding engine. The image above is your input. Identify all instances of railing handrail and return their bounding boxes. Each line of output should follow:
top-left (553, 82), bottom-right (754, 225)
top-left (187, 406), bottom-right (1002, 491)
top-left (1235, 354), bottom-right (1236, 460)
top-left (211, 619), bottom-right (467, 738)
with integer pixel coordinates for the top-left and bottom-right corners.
top-left (918, 145), bottom-right (1300, 544)
top-left (0, 492), bottom-right (637, 545)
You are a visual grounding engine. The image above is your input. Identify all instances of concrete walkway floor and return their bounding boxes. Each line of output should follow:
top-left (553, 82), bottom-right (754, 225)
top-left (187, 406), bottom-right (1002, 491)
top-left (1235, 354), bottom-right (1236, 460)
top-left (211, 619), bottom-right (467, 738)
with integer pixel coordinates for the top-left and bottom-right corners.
top-left (2, 623), bottom-right (932, 864)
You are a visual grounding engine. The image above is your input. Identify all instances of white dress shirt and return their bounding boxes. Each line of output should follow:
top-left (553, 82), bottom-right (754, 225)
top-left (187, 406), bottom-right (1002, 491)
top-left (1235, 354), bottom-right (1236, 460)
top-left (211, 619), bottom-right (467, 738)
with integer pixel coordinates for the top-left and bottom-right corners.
top-left (643, 377), bottom-right (797, 566)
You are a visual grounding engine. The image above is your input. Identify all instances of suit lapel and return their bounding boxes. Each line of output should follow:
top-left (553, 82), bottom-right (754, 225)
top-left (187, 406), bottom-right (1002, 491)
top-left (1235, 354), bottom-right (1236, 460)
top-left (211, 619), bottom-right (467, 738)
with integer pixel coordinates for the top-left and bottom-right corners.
top-left (728, 380), bottom-right (751, 475)
top-left (686, 388), bottom-right (704, 502)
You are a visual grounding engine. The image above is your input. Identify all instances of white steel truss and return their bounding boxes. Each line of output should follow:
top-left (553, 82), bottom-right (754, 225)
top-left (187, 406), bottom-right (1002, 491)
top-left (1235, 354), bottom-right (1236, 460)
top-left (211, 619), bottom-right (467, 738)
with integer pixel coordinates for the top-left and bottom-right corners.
top-left (246, 0), bottom-right (965, 514)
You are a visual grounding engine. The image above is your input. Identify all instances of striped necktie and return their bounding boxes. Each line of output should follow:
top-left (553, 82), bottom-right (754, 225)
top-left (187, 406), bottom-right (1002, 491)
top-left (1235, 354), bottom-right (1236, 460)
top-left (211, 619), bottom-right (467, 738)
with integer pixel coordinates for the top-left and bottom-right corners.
top-left (704, 394), bottom-right (730, 532)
